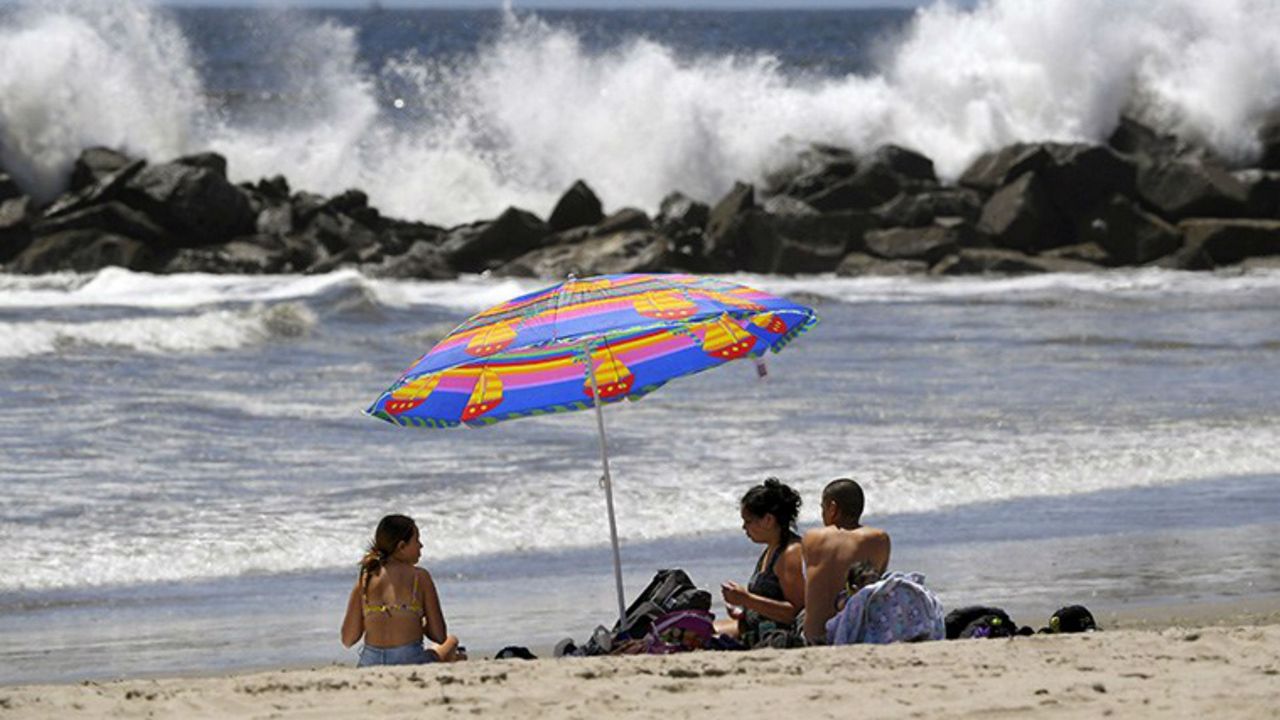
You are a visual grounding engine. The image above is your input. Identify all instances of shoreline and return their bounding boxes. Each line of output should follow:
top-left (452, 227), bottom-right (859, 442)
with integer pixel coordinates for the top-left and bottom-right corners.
top-left (2, 600), bottom-right (1277, 719)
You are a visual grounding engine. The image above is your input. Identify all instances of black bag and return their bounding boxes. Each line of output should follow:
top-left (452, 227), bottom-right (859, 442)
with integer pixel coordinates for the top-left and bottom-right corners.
top-left (945, 605), bottom-right (1019, 640)
top-left (614, 569), bottom-right (712, 640)
top-left (1041, 605), bottom-right (1098, 634)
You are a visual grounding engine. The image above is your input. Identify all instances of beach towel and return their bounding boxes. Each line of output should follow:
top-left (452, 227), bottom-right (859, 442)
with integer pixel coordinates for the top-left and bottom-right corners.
top-left (825, 571), bottom-right (945, 645)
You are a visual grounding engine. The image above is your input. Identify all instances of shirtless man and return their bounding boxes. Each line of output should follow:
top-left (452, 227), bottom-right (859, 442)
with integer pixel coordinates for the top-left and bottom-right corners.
top-left (801, 478), bottom-right (891, 644)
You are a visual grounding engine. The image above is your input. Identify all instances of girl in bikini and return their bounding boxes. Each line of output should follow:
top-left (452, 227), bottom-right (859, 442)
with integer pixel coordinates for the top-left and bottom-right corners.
top-left (340, 514), bottom-right (463, 666)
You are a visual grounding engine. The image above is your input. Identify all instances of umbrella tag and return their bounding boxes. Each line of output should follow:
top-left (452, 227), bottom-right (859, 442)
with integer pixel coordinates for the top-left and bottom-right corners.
top-left (755, 358), bottom-right (768, 379)
top-left (599, 474), bottom-right (608, 490)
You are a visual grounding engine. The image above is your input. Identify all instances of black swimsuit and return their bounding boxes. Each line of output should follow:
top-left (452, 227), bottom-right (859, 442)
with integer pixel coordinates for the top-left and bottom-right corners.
top-left (741, 532), bottom-right (798, 643)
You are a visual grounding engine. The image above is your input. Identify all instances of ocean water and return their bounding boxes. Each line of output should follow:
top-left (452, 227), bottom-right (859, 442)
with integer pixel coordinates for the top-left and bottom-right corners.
top-left (3, 1), bottom-right (1280, 219)
top-left (3, 0), bottom-right (1280, 684)
top-left (1, 267), bottom-right (1279, 683)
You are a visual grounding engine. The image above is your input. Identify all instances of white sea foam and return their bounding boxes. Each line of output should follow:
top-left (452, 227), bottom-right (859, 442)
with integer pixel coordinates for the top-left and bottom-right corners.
top-left (2, 0), bottom-right (1278, 224)
top-left (0, 302), bottom-right (315, 357)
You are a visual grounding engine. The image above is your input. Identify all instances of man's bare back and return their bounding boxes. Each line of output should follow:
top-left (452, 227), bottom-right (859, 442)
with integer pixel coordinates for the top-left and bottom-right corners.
top-left (802, 524), bottom-right (891, 642)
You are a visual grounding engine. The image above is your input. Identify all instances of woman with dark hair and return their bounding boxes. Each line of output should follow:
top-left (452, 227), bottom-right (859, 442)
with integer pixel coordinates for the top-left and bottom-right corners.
top-left (716, 478), bottom-right (805, 646)
top-left (340, 514), bottom-right (463, 666)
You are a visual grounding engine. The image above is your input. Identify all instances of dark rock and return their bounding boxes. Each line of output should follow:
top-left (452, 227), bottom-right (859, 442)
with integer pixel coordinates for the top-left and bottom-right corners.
top-left (69, 148), bottom-right (134, 192)
top-left (163, 236), bottom-right (288, 274)
top-left (1172, 219), bottom-right (1280, 269)
top-left (44, 159), bottom-right (146, 219)
top-left (864, 224), bottom-right (962, 264)
top-left (379, 219), bottom-right (446, 258)
top-left (10, 230), bottom-right (156, 273)
top-left (874, 188), bottom-right (983, 227)
top-left (0, 173), bottom-right (22, 202)
top-left (866, 144), bottom-right (937, 185)
top-left (703, 182), bottom-right (755, 267)
top-left (256, 203), bottom-right (294, 236)
top-left (656, 191), bottom-right (710, 234)
top-left (1233, 170), bottom-right (1280, 218)
top-left (1107, 116), bottom-right (1189, 162)
top-left (1078, 195), bottom-right (1180, 265)
top-left (1136, 159), bottom-right (1250, 219)
top-left (253, 175), bottom-right (291, 203)
top-left (836, 252), bottom-right (929, 277)
top-left (977, 172), bottom-right (1070, 251)
top-left (802, 162), bottom-right (902, 212)
top-left (959, 144), bottom-right (1051, 192)
top-left (441, 207), bottom-right (549, 273)
top-left (0, 196), bottom-right (35, 262)
top-left (739, 211), bottom-right (875, 274)
top-left (932, 247), bottom-right (1099, 276)
top-left (763, 143), bottom-right (857, 199)
top-left (323, 189), bottom-right (369, 216)
top-left (291, 192), bottom-right (328, 226)
top-left (592, 207), bottom-right (651, 236)
top-left (301, 211), bottom-right (378, 255)
top-left (33, 201), bottom-right (172, 248)
top-left (1040, 144), bottom-right (1137, 218)
top-left (174, 152), bottom-right (228, 178)
top-left (548, 180), bottom-right (604, 232)
top-left (1258, 111), bottom-right (1280, 170)
top-left (123, 161), bottom-right (255, 245)
top-left (364, 239), bottom-right (458, 280)
top-left (498, 230), bottom-right (671, 278)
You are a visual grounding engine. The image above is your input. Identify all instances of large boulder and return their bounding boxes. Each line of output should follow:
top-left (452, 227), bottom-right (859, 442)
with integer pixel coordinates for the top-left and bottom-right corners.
top-left (441, 206), bottom-right (549, 272)
top-left (1136, 159), bottom-right (1250, 219)
top-left (863, 223), bottom-right (965, 265)
top-left (703, 182), bottom-right (756, 268)
top-left (874, 188), bottom-right (983, 227)
top-left (10, 230), bottom-right (156, 273)
top-left (43, 159), bottom-right (146, 219)
top-left (122, 158), bottom-right (255, 245)
top-left (763, 143), bottom-right (857, 199)
top-left (976, 172), bottom-right (1070, 252)
top-left (363, 240), bottom-right (457, 280)
top-left (738, 211), bottom-right (875, 274)
top-left (548, 180), bottom-right (604, 232)
top-left (0, 196), bottom-right (34, 263)
top-left (591, 207), bottom-right (651, 236)
top-left (1077, 195), bottom-right (1180, 265)
top-left (498, 230), bottom-right (671, 278)
top-left (298, 210), bottom-right (378, 255)
top-left (68, 147), bottom-right (135, 192)
top-left (1171, 219), bottom-right (1280, 269)
top-left (1039, 144), bottom-right (1137, 218)
top-left (959, 143), bottom-right (1052, 192)
top-left (32, 201), bottom-right (172, 248)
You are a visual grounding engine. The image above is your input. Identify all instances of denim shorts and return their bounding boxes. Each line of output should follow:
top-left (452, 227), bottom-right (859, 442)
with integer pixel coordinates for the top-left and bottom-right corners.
top-left (357, 641), bottom-right (438, 667)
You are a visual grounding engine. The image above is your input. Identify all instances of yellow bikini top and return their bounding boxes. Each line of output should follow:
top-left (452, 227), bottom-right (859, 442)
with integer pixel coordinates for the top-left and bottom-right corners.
top-left (362, 571), bottom-right (423, 618)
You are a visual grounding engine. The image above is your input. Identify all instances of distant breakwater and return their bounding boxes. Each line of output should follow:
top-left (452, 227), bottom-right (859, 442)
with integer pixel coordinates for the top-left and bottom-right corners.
top-left (3, 113), bottom-right (1280, 281)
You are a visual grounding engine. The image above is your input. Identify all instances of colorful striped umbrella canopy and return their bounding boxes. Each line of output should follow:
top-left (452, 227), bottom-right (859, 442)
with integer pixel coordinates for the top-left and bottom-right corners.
top-left (365, 273), bottom-right (818, 626)
top-left (366, 273), bottom-right (817, 427)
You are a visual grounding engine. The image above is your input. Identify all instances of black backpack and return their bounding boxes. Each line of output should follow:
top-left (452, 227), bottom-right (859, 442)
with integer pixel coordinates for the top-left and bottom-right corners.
top-left (945, 605), bottom-right (1021, 640)
top-left (613, 569), bottom-right (712, 640)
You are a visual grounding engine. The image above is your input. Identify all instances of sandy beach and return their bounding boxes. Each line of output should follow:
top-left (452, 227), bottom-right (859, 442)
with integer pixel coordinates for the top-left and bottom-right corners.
top-left (4, 601), bottom-right (1278, 719)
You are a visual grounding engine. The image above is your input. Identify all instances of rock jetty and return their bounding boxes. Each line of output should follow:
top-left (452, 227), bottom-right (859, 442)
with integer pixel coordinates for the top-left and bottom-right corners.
top-left (3, 115), bottom-right (1279, 279)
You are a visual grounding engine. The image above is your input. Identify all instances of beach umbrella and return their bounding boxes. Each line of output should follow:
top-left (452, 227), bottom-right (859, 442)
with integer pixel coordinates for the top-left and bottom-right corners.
top-left (365, 273), bottom-right (818, 627)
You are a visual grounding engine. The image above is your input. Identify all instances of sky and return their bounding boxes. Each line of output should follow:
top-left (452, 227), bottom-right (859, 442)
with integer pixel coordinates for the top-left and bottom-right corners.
top-left (150, 1), bottom-right (939, 8)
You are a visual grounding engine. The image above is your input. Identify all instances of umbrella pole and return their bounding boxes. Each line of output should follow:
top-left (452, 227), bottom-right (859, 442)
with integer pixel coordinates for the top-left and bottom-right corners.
top-left (586, 354), bottom-right (628, 630)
